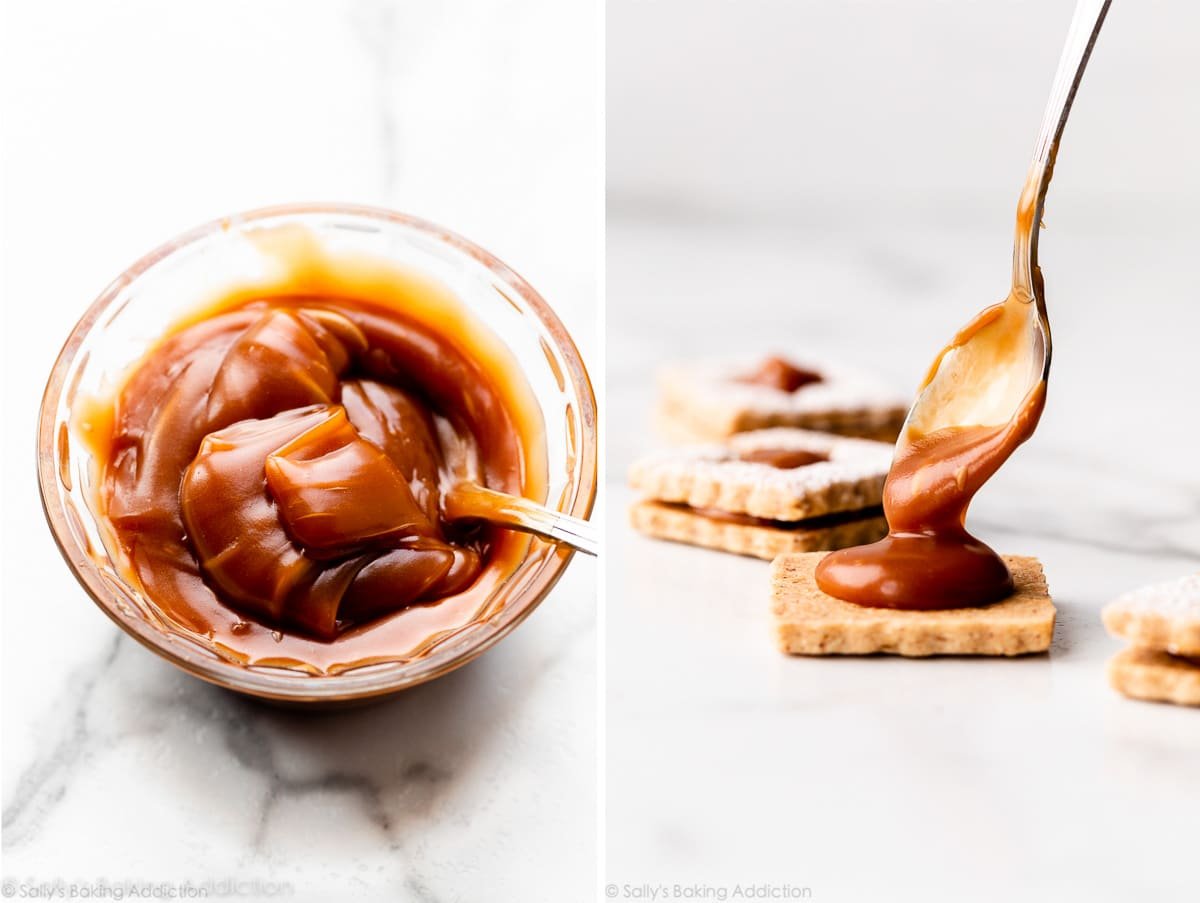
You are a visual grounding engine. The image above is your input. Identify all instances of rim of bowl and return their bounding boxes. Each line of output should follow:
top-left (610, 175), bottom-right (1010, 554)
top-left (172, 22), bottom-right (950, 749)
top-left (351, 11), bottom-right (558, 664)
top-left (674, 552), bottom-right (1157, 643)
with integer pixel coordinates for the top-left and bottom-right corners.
top-left (37, 202), bottom-right (598, 703)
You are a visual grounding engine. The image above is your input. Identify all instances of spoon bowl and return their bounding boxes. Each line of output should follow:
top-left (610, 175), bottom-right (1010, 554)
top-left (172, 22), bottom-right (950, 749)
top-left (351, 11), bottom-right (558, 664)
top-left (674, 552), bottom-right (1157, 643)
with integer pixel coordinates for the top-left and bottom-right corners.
top-left (902, 0), bottom-right (1109, 441)
top-left (906, 290), bottom-right (1049, 438)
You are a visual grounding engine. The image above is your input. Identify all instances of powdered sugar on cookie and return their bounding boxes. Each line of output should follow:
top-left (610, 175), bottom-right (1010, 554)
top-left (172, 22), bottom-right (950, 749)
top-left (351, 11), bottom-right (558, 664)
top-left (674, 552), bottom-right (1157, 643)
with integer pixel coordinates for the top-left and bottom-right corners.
top-left (1103, 573), bottom-right (1200, 658)
top-left (658, 354), bottom-right (909, 441)
top-left (1108, 574), bottom-right (1200, 620)
top-left (629, 428), bottom-right (893, 521)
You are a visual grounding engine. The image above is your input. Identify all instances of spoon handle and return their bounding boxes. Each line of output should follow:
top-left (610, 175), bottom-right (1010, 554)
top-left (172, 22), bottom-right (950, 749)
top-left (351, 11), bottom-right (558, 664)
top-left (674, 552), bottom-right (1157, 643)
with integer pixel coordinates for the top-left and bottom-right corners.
top-left (443, 482), bottom-right (599, 557)
top-left (1015, 0), bottom-right (1112, 291)
top-left (1033, 0), bottom-right (1112, 169)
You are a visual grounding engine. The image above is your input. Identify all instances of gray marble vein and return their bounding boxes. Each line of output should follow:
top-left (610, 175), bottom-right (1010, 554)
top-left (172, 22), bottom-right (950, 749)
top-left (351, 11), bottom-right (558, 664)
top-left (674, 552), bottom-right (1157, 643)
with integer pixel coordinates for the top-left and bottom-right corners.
top-left (3, 633), bottom-right (125, 846)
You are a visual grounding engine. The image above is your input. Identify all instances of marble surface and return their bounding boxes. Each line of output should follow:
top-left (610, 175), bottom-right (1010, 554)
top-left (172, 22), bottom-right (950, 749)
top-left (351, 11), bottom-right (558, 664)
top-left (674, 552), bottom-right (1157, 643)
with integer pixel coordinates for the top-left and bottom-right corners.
top-left (1, 2), bottom-right (598, 900)
top-left (605, 210), bottom-right (1200, 901)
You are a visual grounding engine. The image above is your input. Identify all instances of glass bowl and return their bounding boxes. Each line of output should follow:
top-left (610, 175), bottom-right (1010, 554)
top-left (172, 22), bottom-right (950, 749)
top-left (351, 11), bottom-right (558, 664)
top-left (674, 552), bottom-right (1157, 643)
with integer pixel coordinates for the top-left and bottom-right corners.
top-left (37, 203), bottom-right (597, 704)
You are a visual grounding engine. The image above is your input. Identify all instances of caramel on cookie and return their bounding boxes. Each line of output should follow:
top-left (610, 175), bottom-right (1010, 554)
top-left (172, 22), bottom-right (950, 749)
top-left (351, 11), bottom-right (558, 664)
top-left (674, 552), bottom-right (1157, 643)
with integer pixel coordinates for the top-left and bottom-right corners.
top-left (770, 552), bottom-right (1055, 657)
top-left (657, 354), bottom-right (908, 443)
top-left (629, 429), bottom-right (892, 559)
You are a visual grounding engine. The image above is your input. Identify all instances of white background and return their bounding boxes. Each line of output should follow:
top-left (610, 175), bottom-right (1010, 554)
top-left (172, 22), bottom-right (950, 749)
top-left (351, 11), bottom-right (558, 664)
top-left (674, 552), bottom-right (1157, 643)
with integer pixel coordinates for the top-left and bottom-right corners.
top-left (1, 2), bottom-right (598, 901)
top-left (608, 1), bottom-right (1200, 901)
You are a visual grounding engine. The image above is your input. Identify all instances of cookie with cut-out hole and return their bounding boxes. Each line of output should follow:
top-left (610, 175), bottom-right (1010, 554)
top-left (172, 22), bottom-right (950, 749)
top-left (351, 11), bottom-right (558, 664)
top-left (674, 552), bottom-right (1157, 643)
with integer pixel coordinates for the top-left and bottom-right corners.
top-left (628, 429), bottom-right (892, 558)
top-left (657, 354), bottom-right (908, 443)
top-left (630, 428), bottom-right (892, 521)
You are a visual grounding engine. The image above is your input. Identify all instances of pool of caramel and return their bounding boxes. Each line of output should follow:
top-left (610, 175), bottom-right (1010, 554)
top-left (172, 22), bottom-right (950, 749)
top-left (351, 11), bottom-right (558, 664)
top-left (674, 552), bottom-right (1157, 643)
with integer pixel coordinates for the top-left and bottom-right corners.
top-left (75, 228), bottom-right (548, 674)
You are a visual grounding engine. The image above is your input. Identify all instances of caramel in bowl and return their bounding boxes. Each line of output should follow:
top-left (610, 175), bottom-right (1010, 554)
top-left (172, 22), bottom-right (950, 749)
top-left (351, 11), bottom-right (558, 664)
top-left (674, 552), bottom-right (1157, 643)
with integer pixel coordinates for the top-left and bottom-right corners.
top-left (39, 205), bottom-right (596, 704)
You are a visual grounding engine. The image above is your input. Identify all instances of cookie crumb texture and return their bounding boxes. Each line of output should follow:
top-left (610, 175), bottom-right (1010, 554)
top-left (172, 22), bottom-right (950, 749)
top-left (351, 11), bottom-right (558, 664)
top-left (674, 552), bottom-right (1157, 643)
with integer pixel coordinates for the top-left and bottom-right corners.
top-left (1108, 647), bottom-right (1200, 707)
top-left (770, 553), bottom-right (1055, 657)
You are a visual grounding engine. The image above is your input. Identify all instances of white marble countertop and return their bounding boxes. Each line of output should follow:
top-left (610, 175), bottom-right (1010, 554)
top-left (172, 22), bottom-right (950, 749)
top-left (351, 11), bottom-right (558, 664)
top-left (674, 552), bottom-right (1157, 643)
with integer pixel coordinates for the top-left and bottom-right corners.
top-left (1, 2), bottom-right (597, 900)
top-left (605, 212), bottom-right (1200, 902)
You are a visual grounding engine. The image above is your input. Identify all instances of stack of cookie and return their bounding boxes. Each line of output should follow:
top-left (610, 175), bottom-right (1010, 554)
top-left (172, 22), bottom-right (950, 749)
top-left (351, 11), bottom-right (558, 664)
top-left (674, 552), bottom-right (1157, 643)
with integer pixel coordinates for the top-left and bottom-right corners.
top-left (657, 353), bottom-right (909, 444)
top-left (629, 428), bottom-right (893, 560)
top-left (1103, 575), bottom-right (1200, 707)
top-left (632, 351), bottom-right (1060, 658)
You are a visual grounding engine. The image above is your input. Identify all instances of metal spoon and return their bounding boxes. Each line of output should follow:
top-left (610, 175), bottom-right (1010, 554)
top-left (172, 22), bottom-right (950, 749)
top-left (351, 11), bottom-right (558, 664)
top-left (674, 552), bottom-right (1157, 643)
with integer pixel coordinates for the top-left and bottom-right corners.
top-left (443, 481), bottom-right (599, 556)
top-left (903, 0), bottom-right (1111, 440)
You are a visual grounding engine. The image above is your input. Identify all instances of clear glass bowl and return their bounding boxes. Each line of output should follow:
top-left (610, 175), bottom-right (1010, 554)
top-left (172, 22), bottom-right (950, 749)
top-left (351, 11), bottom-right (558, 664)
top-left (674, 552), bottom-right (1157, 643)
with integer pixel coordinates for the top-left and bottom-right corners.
top-left (37, 204), bottom-right (597, 704)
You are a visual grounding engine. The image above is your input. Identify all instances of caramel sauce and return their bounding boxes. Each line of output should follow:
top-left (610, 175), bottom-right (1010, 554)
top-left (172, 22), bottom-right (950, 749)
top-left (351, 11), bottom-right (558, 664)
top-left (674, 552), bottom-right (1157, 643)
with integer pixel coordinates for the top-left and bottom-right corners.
top-left (76, 227), bottom-right (547, 674)
top-left (737, 447), bottom-right (829, 469)
top-left (816, 172), bottom-right (1049, 610)
top-left (678, 504), bottom-right (884, 530)
top-left (736, 356), bottom-right (823, 393)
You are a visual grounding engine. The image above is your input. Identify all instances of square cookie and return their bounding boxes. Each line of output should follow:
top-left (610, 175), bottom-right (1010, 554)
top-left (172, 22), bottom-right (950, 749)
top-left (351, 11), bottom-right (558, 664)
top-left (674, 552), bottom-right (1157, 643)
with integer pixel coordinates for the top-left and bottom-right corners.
top-left (1102, 573), bottom-right (1200, 658)
top-left (629, 499), bottom-right (888, 561)
top-left (1108, 647), bottom-right (1200, 707)
top-left (629, 428), bottom-right (893, 522)
top-left (770, 552), bottom-right (1055, 656)
top-left (658, 354), bottom-right (908, 443)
